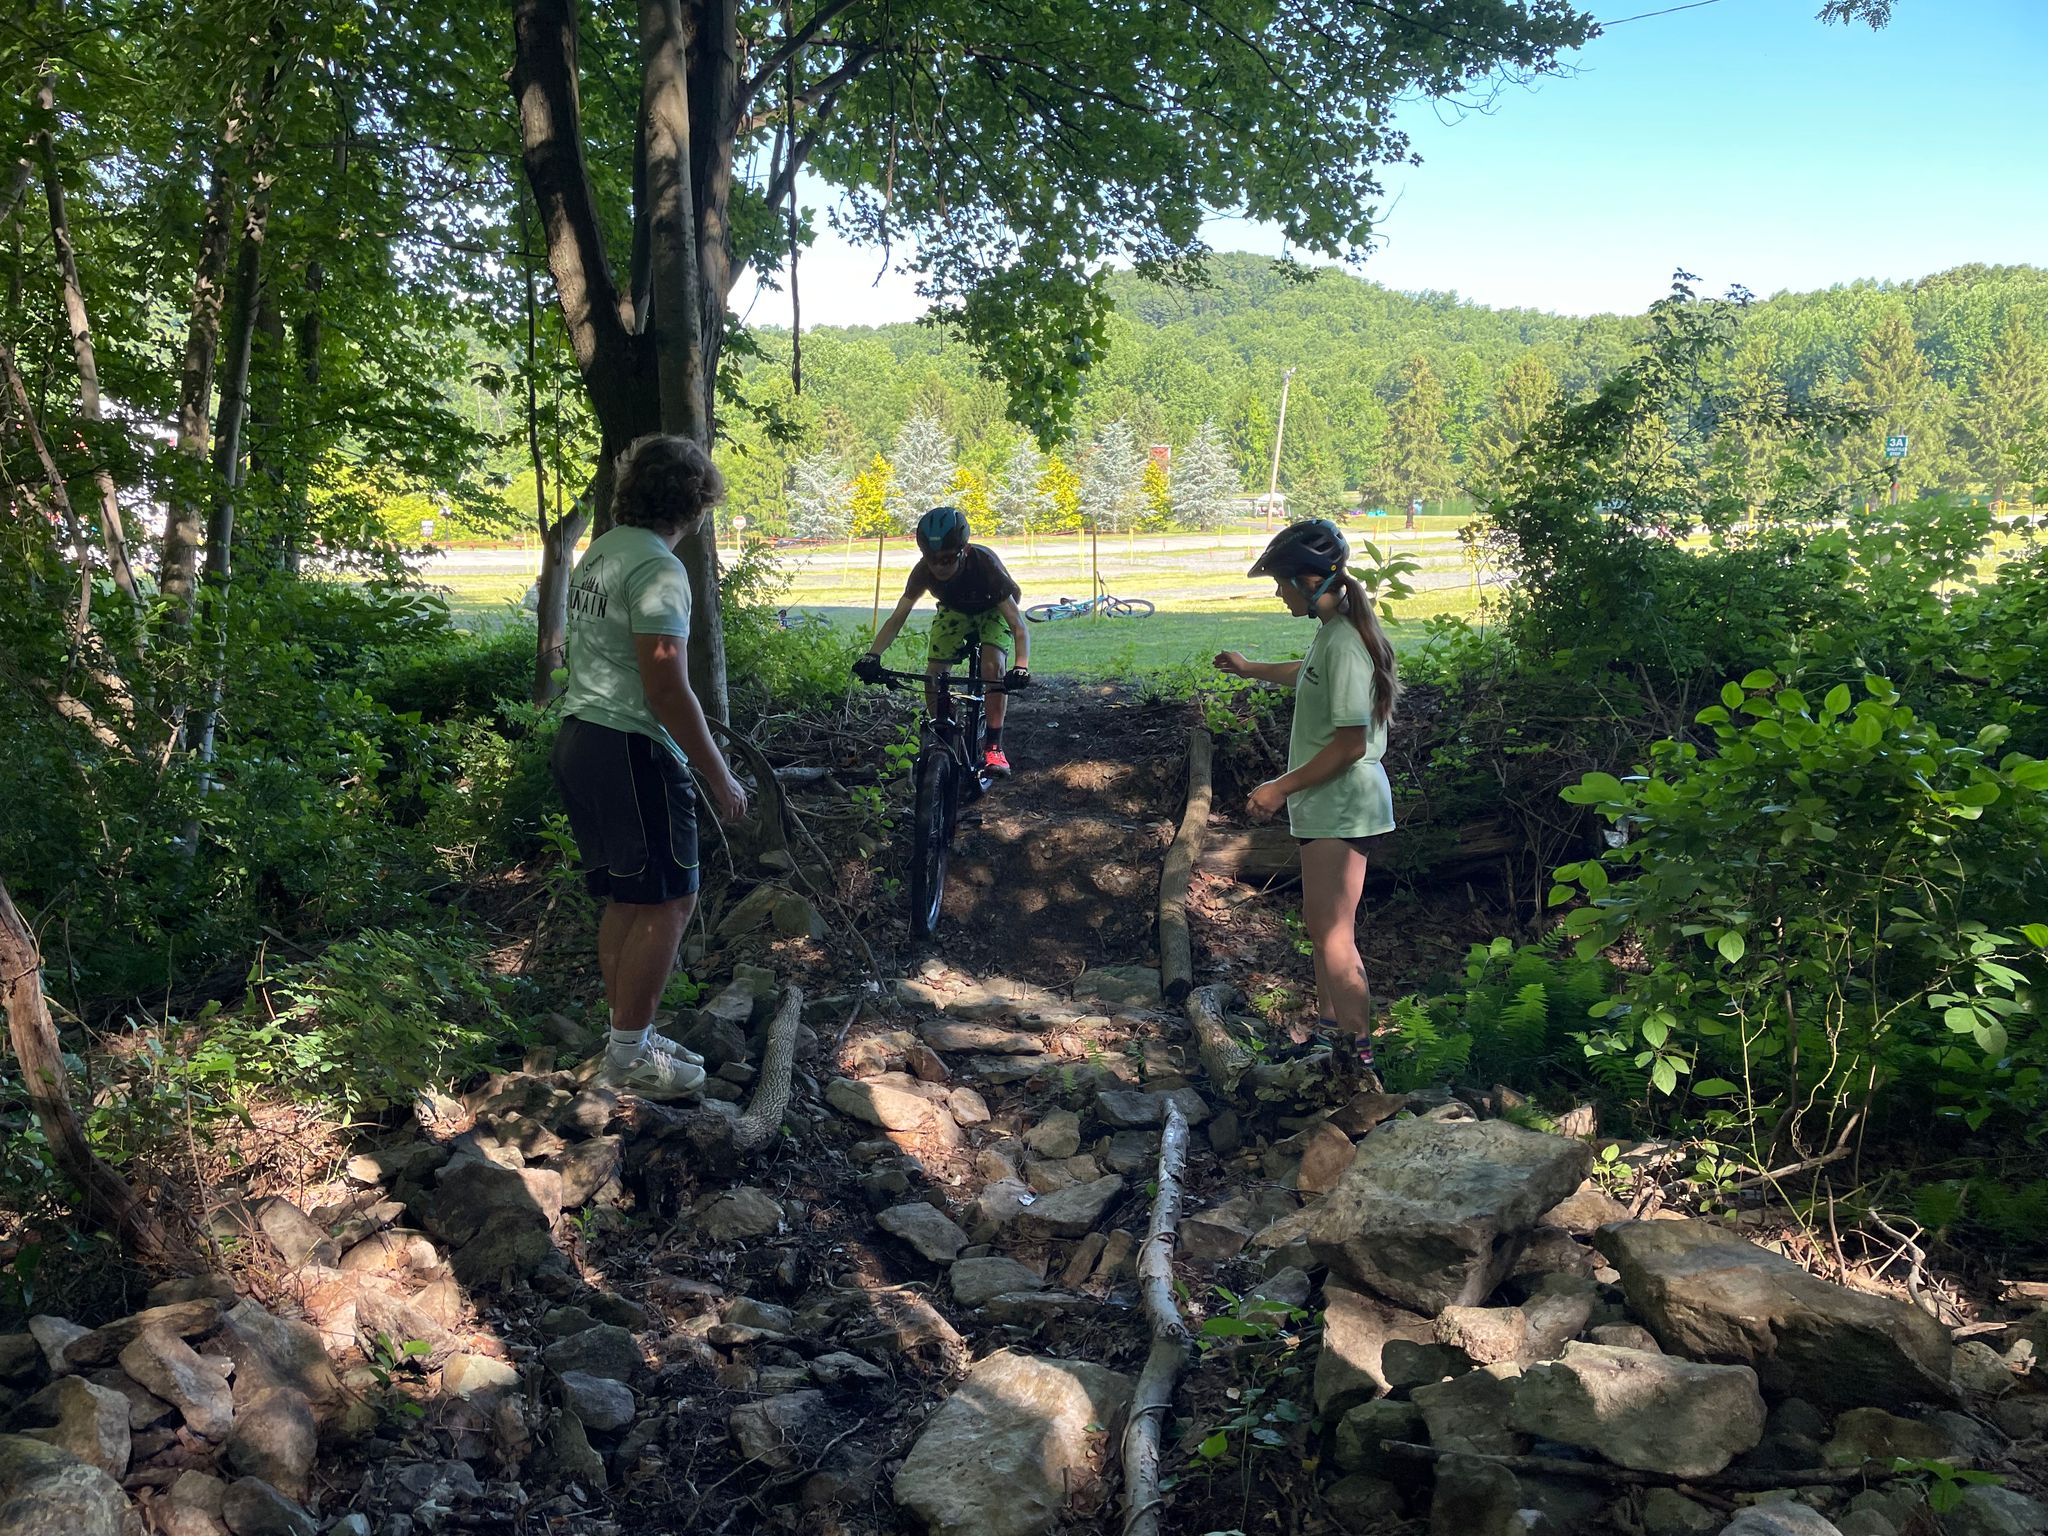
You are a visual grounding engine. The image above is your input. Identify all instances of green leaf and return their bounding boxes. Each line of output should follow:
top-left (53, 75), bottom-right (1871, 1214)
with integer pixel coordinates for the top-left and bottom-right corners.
top-left (1716, 930), bottom-right (1746, 963)
top-left (2020, 923), bottom-right (2048, 948)
top-left (1641, 1017), bottom-right (1669, 1048)
top-left (1694, 1078), bottom-right (1738, 1098)
top-left (1774, 688), bottom-right (1809, 716)
top-left (1650, 1057), bottom-right (1679, 1095)
top-left (1547, 885), bottom-right (1576, 908)
top-left (1577, 771), bottom-right (1625, 801)
top-left (1739, 668), bottom-right (1778, 690)
top-left (1198, 1432), bottom-right (1230, 1460)
top-left (1200, 1317), bottom-right (1268, 1337)
top-left (1822, 683), bottom-right (1852, 718)
top-left (1721, 680), bottom-right (1746, 709)
top-left (1848, 715), bottom-right (1883, 749)
top-left (2004, 757), bottom-right (2048, 792)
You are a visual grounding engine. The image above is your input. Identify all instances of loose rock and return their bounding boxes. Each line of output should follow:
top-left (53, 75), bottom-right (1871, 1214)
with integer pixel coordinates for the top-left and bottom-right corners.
top-left (557, 1371), bottom-right (634, 1433)
top-left (1023, 1112), bottom-right (1082, 1161)
top-left (119, 1330), bottom-right (235, 1441)
top-left (877, 1204), bottom-right (970, 1264)
top-left (540, 1326), bottom-right (639, 1383)
top-left (1509, 1342), bottom-right (1766, 1478)
top-left (892, 1353), bottom-right (1132, 1536)
top-left (1333, 1398), bottom-right (1426, 1475)
top-left (1718, 1506), bottom-right (1846, 1536)
top-left (1309, 1118), bottom-right (1592, 1312)
top-left (1315, 1284), bottom-right (1435, 1414)
top-left (1413, 1363), bottom-right (1528, 1458)
top-left (1596, 1220), bottom-right (1956, 1410)
top-left (950, 1257), bottom-right (1046, 1308)
top-left (1016, 1175), bottom-right (1124, 1239)
top-left (1428, 1452), bottom-right (1524, 1536)
top-left (1295, 1122), bottom-right (1357, 1195)
top-left (17, 1377), bottom-right (129, 1478)
top-left (225, 1388), bottom-right (316, 1501)
top-left (0, 1433), bottom-right (126, 1536)
top-left (219, 1476), bottom-right (316, 1536)
top-left (729, 1390), bottom-right (827, 1471)
top-left (699, 1187), bottom-right (785, 1241)
top-left (1936, 1487), bottom-right (2048, 1536)
top-left (1436, 1306), bottom-right (1529, 1367)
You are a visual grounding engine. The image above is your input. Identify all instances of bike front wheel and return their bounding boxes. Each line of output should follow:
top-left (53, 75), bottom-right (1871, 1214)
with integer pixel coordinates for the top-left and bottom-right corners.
top-left (908, 750), bottom-right (955, 938)
top-left (1105, 597), bottom-right (1156, 618)
top-left (1023, 603), bottom-right (1062, 623)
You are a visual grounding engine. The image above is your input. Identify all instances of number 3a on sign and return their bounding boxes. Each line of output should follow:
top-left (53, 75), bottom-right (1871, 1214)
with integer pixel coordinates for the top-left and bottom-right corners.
top-left (1885, 434), bottom-right (1909, 460)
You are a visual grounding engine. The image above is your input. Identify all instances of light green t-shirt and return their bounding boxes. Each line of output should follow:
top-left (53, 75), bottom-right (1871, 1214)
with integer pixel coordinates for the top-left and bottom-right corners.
top-left (560, 526), bottom-right (692, 761)
top-left (1286, 618), bottom-right (1395, 840)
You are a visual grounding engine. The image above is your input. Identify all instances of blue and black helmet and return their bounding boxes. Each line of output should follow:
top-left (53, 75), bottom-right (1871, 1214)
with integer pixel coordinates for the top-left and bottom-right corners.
top-left (1249, 518), bottom-right (1348, 581)
top-left (916, 505), bottom-right (970, 556)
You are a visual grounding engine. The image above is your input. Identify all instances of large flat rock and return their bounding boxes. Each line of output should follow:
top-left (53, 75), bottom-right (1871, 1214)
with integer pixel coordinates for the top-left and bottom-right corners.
top-left (1509, 1342), bottom-right (1766, 1478)
top-left (893, 1352), bottom-right (1132, 1536)
top-left (1307, 1118), bottom-right (1592, 1312)
top-left (1594, 1220), bottom-right (1955, 1410)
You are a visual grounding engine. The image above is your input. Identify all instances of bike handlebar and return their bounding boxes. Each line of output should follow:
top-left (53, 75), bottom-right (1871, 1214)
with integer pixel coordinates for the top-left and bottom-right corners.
top-left (860, 664), bottom-right (1012, 695)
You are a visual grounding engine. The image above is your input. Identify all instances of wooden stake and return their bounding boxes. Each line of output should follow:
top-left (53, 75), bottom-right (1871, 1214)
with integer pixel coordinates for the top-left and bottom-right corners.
top-left (871, 532), bottom-right (885, 639)
top-left (1158, 728), bottom-right (1213, 1003)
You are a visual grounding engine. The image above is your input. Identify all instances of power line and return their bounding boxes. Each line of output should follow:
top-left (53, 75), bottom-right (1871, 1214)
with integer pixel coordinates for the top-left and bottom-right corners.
top-left (1601, 0), bottom-right (1726, 26)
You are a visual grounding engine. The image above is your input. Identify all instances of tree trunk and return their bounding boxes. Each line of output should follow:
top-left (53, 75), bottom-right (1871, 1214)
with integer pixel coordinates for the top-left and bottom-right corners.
top-left (159, 157), bottom-right (237, 631)
top-left (37, 94), bottom-right (145, 635)
top-left (533, 475), bottom-right (596, 704)
top-left (0, 875), bottom-right (197, 1274)
top-left (187, 177), bottom-right (271, 806)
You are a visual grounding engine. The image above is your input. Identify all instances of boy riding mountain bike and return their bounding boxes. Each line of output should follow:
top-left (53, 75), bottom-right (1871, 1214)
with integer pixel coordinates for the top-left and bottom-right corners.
top-left (854, 505), bottom-right (1031, 773)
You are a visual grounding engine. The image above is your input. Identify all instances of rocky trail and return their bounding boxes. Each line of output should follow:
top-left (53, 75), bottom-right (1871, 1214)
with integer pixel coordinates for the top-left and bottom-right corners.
top-left (3, 685), bottom-right (2046, 1536)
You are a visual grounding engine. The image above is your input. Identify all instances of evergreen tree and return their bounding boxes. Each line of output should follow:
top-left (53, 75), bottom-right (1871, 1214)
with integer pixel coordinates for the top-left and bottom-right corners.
top-left (1841, 306), bottom-right (1953, 499)
top-left (993, 440), bottom-right (1052, 534)
top-left (1080, 418), bottom-right (1147, 531)
top-left (1171, 421), bottom-right (1239, 530)
top-left (785, 453), bottom-right (852, 541)
top-left (1281, 384), bottom-right (1348, 516)
top-left (1963, 306), bottom-right (2048, 501)
top-left (1468, 352), bottom-right (1559, 498)
top-left (1383, 354), bottom-right (1454, 509)
top-left (887, 409), bottom-right (958, 530)
top-left (851, 453), bottom-right (895, 538)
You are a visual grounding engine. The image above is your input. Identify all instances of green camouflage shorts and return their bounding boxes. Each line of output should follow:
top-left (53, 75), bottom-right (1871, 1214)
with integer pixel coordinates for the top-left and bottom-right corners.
top-left (926, 606), bottom-right (1009, 667)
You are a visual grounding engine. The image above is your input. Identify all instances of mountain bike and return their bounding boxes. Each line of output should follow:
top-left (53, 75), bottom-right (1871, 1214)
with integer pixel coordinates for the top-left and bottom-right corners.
top-left (857, 665), bottom-right (1014, 938)
top-left (1024, 576), bottom-right (1155, 623)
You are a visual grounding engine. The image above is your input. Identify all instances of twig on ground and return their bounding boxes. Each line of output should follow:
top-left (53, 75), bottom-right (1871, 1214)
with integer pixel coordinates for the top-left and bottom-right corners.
top-left (1121, 1098), bottom-right (1192, 1536)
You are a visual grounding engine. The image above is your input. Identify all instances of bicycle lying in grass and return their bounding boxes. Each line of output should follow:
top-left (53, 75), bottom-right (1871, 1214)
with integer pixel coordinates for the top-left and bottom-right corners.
top-left (1024, 577), bottom-right (1155, 623)
top-left (854, 663), bottom-right (1017, 938)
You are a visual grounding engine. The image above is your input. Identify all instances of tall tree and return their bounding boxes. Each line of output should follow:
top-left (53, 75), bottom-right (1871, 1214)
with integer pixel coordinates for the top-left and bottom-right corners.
top-left (1383, 353), bottom-right (1453, 508)
top-left (1080, 417), bottom-right (1146, 532)
top-left (1962, 306), bottom-right (2048, 501)
top-left (1468, 351), bottom-right (1558, 498)
top-left (786, 451), bottom-right (852, 540)
top-left (508, 0), bottom-right (1597, 707)
top-left (1171, 421), bottom-right (1237, 530)
top-left (1840, 306), bottom-right (1952, 499)
top-left (992, 439), bottom-right (1050, 534)
top-left (887, 409), bottom-right (957, 530)
top-left (849, 452), bottom-right (894, 537)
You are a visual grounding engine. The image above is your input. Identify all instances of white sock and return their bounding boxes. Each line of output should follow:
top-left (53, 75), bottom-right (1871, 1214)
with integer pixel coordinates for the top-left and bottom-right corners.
top-left (606, 1025), bottom-right (648, 1068)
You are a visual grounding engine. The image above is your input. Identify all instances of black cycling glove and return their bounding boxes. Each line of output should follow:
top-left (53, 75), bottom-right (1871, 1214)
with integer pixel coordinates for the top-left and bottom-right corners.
top-left (1003, 666), bottom-right (1031, 691)
top-left (852, 653), bottom-right (884, 684)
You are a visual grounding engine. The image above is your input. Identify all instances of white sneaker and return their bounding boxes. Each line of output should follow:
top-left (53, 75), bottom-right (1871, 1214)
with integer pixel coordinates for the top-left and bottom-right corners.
top-left (643, 1029), bottom-right (705, 1066)
top-left (600, 1049), bottom-right (706, 1101)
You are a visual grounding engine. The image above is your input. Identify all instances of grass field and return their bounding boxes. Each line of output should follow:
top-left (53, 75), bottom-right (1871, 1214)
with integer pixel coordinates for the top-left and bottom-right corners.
top-left (429, 522), bottom-right (1497, 677)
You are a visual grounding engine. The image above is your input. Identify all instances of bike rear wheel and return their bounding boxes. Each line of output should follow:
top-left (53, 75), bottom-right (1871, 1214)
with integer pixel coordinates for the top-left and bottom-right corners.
top-left (1105, 597), bottom-right (1156, 618)
top-left (1023, 602), bottom-right (1061, 623)
top-left (908, 750), bottom-right (955, 938)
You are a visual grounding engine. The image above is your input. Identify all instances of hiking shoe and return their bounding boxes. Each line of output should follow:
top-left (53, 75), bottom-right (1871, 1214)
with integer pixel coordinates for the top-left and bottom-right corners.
top-left (643, 1029), bottom-right (705, 1066)
top-left (984, 747), bottom-right (1012, 776)
top-left (600, 1049), bottom-right (706, 1101)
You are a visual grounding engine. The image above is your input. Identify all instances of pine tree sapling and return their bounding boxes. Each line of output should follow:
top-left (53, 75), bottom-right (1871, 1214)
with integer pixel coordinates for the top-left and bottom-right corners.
top-left (786, 452), bottom-right (852, 541)
top-left (1172, 421), bottom-right (1239, 531)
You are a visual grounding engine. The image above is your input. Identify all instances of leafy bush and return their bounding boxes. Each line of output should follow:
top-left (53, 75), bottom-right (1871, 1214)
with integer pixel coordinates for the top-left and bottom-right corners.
top-left (217, 926), bottom-right (523, 1116)
top-left (719, 540), bottom-right (863, 721)
top-left (1382, 934), bottom-right (1618, 1097)
top-left (1553, 669), bottom-right (2048, 1157)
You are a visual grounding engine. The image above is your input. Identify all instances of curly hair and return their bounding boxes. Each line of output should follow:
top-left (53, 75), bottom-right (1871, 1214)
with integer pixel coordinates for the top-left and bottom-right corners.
top-left (612, 434), bottom-right (726, 533)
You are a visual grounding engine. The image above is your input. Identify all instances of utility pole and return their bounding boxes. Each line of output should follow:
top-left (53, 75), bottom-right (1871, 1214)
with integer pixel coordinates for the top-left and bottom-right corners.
top-left (1265, 366), bottom-right (1295, 530)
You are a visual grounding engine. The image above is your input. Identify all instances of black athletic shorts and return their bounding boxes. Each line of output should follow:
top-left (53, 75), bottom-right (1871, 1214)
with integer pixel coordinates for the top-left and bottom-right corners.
top-left (1296, 834), bottom-right (1385, 856)
top-left (550, 716), bottom-right (701, 903)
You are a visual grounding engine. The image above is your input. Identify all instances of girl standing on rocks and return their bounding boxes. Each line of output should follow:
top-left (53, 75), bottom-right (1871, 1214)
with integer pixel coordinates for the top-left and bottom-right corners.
top-left (1214, 518), bottom-right (1400, 1084)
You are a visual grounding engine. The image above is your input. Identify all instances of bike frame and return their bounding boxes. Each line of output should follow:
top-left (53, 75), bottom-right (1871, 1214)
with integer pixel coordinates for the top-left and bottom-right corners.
top-left (868, 664), bottom-right (1010, 797)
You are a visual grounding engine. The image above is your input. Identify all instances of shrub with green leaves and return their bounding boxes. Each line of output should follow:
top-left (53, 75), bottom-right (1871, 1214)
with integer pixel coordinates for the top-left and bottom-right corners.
top-left (219, 927), bottom-right (521, 1117)
top-left (1553, 668), bottom-right (2048, 1157)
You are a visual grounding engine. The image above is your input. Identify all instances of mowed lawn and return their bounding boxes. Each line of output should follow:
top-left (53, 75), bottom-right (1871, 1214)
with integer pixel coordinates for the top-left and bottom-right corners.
top-left (428, 523), bottom-right (1494, 677)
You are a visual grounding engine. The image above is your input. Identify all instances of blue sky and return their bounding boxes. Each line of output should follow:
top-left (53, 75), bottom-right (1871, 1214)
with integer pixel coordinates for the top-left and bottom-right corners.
top-left (730, 0), bottom-right (2048, 328)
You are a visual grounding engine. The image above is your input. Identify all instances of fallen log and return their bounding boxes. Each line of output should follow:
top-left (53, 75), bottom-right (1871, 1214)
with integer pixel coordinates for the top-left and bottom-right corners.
top-left (1185, 983), bottom-right (1253, 1098)
top-left (637, 985), bottom-right (804, 1176)
top-left (1378, 1441), bottom-right (1934, 1490)
top-left (1121, 1098), bottom-right (1192, 1536)
top-left (1158, 728), bottom-right (1213, 1005)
